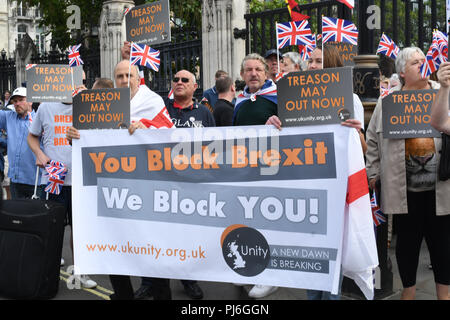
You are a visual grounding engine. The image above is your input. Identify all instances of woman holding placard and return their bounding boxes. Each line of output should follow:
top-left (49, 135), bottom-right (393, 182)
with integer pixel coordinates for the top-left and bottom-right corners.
top-left (366, 47), bottom-right (450, 300)
top-left (266, 44), bottom-right (367, 300)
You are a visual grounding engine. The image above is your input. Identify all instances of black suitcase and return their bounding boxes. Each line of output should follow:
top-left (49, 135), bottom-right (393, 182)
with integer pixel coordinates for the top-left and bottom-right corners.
top-left (0, 199), bottom-right (66, 299)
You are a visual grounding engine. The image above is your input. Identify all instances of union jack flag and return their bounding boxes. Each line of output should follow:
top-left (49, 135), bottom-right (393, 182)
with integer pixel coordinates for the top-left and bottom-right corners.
top-left (298, 33), bottom-right (317, 60)
top-left (322, 16), bottom-right (358, 46)
top-left (276, 20), bottom-right (314, 49)
top-left (67, 44), bottom-right (83, 67)
top-left (421, 43), bottom-right (441, 78)
top-left (26, 64), bottom-right (37, 70)
top-left (377, 34), bottom-right (400, 59)
top-left (433, 30), bottom-right (448, 62)
top-left (130, 43), bottom-right (160, 72)
top-left (371, 192), bottom-right (386, 227)
top-left (44, 160), bottom-right (67, 195)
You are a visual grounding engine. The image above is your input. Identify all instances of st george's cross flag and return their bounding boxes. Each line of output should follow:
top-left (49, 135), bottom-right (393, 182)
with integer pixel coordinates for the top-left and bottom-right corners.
top-left (130, 43), bottom-right (160, 72)
top-left (67, 44), bottom-right (84, 67)
top-left (342, 129), bottom-right (379, 300)
top-left (276, 20), bottom-right (314, 49)
top-left (322, 16), bottom-right (358, 46)
top-left (377, 34), bottom-right (400, 59)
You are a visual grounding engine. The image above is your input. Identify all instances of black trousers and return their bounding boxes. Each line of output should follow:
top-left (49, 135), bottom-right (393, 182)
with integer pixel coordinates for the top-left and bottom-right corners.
top-left (109, 275), bottom-right (171, 300)
top-left (395, 191), bottom-right (450, 288)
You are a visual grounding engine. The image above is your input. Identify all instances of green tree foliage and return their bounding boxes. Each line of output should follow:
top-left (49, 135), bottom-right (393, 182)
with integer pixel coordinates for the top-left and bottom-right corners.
top-left (21, 0), bottom-right (103, 51)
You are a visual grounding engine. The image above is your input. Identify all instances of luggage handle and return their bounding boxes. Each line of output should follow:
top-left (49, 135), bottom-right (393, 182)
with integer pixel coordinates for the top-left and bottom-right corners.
top-left (31, 166), bottom-right (48, 200)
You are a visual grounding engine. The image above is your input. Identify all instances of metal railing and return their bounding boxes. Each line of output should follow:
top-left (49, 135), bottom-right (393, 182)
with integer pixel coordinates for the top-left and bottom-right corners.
top-left (244, 0), bottom-right (351, 55)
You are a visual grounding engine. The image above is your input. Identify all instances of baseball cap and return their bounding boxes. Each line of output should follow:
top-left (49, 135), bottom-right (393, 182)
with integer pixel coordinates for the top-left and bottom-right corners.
top-left (264, 49), bottom-right (283, 60)
top-left (10, 87), bottom-right (27, 101)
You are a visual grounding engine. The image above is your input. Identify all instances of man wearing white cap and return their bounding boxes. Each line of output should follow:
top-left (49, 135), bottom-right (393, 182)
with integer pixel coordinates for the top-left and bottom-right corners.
top-left (0, 87), bottom-right (39, 199)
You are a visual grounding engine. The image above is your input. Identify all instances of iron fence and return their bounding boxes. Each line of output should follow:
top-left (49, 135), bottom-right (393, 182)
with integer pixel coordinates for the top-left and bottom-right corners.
top-left (244, 0), bottom-right (351, 56)
top-left (144, 39), bottom-right (203, 101)
top-left (0, 55), bottom-right (16, 102)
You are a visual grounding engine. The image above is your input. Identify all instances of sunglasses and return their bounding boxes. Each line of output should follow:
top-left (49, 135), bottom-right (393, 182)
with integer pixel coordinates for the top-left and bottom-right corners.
top-left (172, 77), bottom-right (190, 83)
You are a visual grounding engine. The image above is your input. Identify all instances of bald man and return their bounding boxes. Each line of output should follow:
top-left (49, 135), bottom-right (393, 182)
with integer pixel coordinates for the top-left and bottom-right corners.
top-left (114, 60), bottom-right (173, 133)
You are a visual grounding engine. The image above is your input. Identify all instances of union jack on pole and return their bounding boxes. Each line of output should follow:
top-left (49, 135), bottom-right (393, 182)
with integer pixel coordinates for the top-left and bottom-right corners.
top-left (44, 160), bottom-right (67, 195)
top-left (276, 20), bottom-right (314, 49)
top-left (67, 44), bottom-right (83, 67)
top-left (322, 16), bottom-right (358, 46)
top-left (130, 43), bottom-right (160, 72)
top-left (371, 192), bottom-right (386, 227)
top-left (377, 33), bottom-right (400, 59)
top-left (26, 64), bottom-right (37, 70)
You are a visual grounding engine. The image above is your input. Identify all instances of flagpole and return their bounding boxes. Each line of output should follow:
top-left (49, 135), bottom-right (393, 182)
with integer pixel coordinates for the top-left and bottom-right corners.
top-left (128, 42), bottom-right (132, 89)
top-left (276, 21), bottom-right (280, 75)
top-left (321, 16), bottom-right (324, 67)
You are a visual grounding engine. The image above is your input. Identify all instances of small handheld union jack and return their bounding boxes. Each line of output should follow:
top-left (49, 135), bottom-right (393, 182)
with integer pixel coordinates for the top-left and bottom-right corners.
top-left (130, 43), bottom-right (160, 72)
top-left (276, 20), bottom-right (314, 49)
top-left (322, 16), bottom-right (358, 46)
top-left (44, 160), bottom-right (68, 195)
top-left (371, 192), bottom-right (386, 227)
top-left (67, 44), bottom-right (83, 67)
top-left (377, 33), bottom-right (400, 59)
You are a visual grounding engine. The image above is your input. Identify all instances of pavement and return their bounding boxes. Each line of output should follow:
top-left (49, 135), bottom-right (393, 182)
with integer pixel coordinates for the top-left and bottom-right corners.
top-left (21, 226), bottom-right (444, 301)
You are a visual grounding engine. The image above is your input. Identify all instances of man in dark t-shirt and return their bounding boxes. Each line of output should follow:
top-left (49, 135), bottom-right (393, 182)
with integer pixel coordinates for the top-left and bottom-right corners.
top-left (213, 76), bottom-right (236, 126)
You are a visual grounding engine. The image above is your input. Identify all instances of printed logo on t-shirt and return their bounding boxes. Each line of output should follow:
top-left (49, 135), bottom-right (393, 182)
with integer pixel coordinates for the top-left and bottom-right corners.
top-left (172, 116), bottom-right (204, 128)
top-left (54, 114), bottom-right (72, 146)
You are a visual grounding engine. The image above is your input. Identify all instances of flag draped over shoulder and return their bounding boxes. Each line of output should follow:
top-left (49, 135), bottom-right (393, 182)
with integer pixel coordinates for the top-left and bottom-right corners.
top-left (342, 129), bottom-right (379, 300)
top-left (232, 80), bottom-right (277, 124)
top-left (131, 85), bottom-right (174, 129)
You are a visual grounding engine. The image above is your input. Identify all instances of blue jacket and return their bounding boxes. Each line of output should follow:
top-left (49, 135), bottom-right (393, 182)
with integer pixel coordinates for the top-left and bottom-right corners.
top-left (0, 110), bottom-right (39, 185)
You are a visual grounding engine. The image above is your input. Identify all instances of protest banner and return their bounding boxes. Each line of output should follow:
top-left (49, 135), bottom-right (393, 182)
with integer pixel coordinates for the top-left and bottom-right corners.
top-left (277, 67), bottom-right (354, 127)
top-left (382, 89), bottom-right (441, 139)
top-left (125, 0), bottom-right (171, 46)
top-left (73, 88), bottom-right (130, 130)
top-left (327, 41), bottom-right (357, 66)
top-left (72, 125), bottom-right (377, 297)
top-left (26, 65), bottom-right (83, 103)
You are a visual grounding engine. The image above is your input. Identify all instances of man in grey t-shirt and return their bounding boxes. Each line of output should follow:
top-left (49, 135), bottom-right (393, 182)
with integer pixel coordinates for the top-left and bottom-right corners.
top-left (27, 100), bottom-right (97, 290)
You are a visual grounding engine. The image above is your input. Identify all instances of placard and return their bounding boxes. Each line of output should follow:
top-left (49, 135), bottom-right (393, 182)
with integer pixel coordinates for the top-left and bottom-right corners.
top-left (277, 67), bottom-right (354, 127)
top-left (73, 88), bottom-right (130, 129)
top-left (26, 65), bottom-right (83, 103)
top-left (382, 89), bottom-right (441, 139)
top-left (327, 41), bottom-right (357, 66)
top-left (125, 0), bottom-right (171, 46)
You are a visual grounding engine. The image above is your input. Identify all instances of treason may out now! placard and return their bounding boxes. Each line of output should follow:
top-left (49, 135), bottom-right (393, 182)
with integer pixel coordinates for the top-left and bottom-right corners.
top-left (277, 67), bottom-right (354, 127)
top-left (382, 89), bottom-right (440, 139)
top-left (73, 88), bottom-right (130, 129)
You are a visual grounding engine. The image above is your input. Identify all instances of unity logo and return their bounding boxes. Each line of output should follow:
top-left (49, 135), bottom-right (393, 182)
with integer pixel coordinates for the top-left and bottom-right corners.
top-left (221, 225), bottom-right (270, 277)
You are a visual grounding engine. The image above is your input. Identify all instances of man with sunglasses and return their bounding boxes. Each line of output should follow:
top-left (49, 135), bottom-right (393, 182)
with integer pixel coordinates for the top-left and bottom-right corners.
top-left (165, 70), bottom-right (215, 128)
top-left (133, 70), bottom-right (214, 301)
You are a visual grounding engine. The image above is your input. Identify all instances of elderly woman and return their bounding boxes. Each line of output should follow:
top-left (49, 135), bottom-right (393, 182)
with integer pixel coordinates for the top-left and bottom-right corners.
top-left (366, 47), bottom-right (450, 300)
top-left (281, 51), bottom-right (305, 73)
